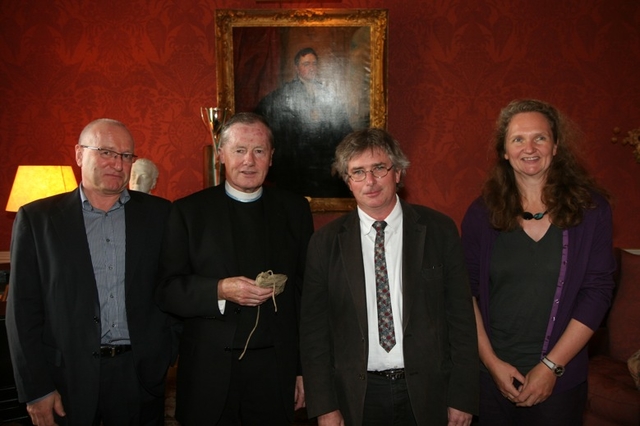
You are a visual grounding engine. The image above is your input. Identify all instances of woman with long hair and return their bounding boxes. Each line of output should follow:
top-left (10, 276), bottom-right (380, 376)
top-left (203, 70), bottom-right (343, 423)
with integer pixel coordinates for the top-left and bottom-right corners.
top-left (461, 99), bottom-right (616, 425)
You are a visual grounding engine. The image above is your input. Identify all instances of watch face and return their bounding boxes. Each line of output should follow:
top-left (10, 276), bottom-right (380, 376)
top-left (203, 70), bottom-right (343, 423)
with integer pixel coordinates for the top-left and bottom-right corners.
top-left (554, 366), bottom-right (565, 377)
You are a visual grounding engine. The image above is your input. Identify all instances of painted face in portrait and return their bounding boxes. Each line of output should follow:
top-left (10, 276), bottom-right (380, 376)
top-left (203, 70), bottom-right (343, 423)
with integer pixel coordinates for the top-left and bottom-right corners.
top-left (219, 122), bottom-right (274, 193)
top-left (504, 112), bottom-right (558, 183)
top-left (346, 147), bottom-right (401, 220)
top-left (296, 53), bottom-right (318, 83)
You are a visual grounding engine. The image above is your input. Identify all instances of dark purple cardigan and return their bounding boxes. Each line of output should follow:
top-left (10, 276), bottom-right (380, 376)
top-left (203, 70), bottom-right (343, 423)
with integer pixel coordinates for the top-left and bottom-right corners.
top-left (461, 193), bottom-right (616, 393)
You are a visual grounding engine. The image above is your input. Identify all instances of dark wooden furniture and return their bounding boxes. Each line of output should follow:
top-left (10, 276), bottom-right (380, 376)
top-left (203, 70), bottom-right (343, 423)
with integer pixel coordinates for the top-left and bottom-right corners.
top-left (0, 251), bottom-right (29, 424)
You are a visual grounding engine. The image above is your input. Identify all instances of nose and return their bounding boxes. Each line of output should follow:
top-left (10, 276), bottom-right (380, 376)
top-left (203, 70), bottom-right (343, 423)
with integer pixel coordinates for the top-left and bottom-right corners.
top-left (364, 170), bottom-right (377, 184)
top-left (523, 139), bottom-right (536, 152)
top-left (242, 152), bottom-right (255, 165)
top-left (111, 155), bottom-right (124, 170)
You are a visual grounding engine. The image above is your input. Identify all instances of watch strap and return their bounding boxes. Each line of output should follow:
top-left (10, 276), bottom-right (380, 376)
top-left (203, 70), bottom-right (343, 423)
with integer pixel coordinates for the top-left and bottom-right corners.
top-left (541, 356), bottom-right (564, 376)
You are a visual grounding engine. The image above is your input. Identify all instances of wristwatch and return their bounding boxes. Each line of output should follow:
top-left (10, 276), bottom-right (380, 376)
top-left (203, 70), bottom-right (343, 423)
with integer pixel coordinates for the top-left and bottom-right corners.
top-left (541, 356), bottom-right (565, 377)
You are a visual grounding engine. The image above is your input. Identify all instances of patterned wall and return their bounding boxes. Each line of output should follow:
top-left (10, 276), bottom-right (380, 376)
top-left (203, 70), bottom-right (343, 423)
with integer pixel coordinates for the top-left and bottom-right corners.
top-left (1, 0), bottom-right (639, 250)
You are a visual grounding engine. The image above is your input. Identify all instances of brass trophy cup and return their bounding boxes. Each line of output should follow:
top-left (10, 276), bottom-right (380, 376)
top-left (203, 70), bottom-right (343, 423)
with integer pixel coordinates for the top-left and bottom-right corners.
top-left (200, 107), bottom-right (230, 187)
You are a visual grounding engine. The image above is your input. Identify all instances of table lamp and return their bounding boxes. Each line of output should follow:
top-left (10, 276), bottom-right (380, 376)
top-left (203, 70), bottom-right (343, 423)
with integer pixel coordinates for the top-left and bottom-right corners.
top-left (5, 165), bottom-right (78, 212)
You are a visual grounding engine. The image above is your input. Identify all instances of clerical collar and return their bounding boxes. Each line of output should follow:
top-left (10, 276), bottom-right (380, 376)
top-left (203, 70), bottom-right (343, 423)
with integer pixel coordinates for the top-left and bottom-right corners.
top-left (225, 181), bottom-right (263, 203)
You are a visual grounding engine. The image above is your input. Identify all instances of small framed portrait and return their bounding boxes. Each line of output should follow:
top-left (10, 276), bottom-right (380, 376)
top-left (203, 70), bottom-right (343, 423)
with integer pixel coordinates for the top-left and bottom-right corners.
top-left (215, 8), bottom-right (388, 212)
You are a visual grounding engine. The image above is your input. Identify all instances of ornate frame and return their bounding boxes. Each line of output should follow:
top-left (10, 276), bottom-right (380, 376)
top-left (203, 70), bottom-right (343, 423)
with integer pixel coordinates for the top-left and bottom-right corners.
top-left (215, 8), bottom-right (388, 212)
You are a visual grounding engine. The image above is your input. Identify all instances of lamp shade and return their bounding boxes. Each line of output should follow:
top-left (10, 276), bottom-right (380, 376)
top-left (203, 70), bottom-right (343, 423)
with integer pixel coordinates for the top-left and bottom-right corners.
top-left (6, 165), bottom-right (78, 212)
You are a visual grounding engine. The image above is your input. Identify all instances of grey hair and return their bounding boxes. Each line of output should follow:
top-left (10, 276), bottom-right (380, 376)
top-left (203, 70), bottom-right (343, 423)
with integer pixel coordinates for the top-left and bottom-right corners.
top-left (218, 112), bottom-right (274, 149)
top-left (332, 128), bottom-right (410, 188)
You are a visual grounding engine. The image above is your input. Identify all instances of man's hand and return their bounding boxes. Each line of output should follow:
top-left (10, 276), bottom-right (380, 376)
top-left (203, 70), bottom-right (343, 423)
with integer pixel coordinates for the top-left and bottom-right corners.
top-left (317, 410), bottom-right (345, 426)
top-left (294, 375), bottom-right (305, 410)
top-left (218, 276), bottom-right (273, 306)
top-left (26, 391), bottom-right (66, 426)
top-left (447, 407), bottom-right (472, 426)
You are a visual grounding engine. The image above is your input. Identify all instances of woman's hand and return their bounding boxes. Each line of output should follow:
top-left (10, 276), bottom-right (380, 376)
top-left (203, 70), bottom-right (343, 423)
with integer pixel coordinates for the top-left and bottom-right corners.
top-left (487, 359), bottom-right (527, 402)
top-left (514, 362), bottom-right (556, 406)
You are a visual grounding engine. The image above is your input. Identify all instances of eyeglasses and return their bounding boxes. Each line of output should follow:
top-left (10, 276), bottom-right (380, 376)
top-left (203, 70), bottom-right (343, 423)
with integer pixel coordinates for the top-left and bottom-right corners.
top-left (347, 165), bottom-right (394, 182)
top-left (80, 145), bottom-right (137, 163)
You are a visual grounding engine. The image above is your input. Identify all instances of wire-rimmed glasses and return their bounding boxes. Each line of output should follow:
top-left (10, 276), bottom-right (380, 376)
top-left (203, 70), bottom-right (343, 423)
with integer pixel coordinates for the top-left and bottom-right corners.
top-left (80, 145), bottom-right (137, 163)
top-left (347, 165), bottom-right (394, 182)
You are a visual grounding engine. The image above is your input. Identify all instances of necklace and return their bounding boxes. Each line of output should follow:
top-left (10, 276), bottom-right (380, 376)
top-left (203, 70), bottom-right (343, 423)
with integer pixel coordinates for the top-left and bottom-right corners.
top-left (521, 210), bottom-right (548, 220)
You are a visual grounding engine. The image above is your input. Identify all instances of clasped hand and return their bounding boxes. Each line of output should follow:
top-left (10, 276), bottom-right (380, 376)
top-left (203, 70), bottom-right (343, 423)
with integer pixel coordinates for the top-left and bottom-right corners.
top-left (491, 360), bottom-right (555, 407)
top-left (218, 276), bottom-right (273, 306)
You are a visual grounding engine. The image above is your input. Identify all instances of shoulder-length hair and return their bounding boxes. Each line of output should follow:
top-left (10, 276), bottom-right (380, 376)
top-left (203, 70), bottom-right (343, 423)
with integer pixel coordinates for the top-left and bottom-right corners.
top-left (482, 99), bottom-right (606, 231)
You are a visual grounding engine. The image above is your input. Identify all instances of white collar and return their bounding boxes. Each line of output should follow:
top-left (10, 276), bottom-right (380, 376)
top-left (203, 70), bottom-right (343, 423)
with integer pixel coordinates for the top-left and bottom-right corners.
top-left (224, 181), bottom-right (263, 203)
top-left (357, 195), bottom-right (403, 237)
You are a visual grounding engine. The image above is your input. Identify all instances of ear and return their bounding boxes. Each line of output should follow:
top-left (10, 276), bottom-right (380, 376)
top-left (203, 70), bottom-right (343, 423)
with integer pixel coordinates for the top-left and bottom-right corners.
top-left (347, 178), bottom-right (354, 194)
top-left (75, 145), bottom-right (84, 166)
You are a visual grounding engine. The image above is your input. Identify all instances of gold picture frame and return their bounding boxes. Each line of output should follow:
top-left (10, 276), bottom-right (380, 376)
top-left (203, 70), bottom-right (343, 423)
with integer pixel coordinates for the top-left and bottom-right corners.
top-left (215, 8), bottom-right (388, 212)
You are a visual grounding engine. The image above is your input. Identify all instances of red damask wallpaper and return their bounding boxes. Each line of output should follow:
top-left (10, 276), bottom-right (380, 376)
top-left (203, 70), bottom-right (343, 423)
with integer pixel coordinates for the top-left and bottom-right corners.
top-left (1, 0), bottom-right (639, 250)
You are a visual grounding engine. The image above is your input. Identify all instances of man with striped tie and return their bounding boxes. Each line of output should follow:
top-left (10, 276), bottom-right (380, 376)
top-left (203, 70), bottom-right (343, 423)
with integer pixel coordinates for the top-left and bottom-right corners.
top-left (300, 128), bottom-right (479, 426)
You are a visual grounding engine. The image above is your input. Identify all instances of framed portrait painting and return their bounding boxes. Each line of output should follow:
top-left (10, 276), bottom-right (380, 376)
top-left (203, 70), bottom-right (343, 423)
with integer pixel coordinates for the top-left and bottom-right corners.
top-left (215, 8), bottom-right (388, 212)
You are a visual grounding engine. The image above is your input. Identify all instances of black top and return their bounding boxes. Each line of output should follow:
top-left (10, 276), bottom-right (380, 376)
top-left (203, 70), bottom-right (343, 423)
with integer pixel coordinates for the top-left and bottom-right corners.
top-left (488, 225), bottom-right (562, 374)
top-left (227, 196), bottom-right (273, 349)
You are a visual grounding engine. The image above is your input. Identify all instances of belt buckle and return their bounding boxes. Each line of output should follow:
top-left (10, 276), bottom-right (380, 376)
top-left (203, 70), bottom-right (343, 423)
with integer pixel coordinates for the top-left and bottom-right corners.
top-left (109, 346), bottom-right (117, 357)
top-left (386, 369), bottom-right (404, 380)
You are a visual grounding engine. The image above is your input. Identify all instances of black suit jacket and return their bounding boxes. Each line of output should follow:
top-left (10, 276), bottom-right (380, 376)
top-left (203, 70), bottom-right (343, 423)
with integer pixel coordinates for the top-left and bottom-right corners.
top-left (5, 188), bottom-right (176, 425)
top-left (300, 201), bottom-right (479, 425)
top-left (157, 185), bottom-right (313, 425)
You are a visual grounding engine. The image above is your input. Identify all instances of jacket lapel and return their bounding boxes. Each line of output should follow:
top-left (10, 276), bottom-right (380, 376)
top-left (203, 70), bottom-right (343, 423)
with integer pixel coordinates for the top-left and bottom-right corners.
top-left (49, 189), bottom-right (99, 300)
top-left (400, 201), bottom-right (426, 331)
top-left (50, 189), bottom-right (93, 267)
top-left (338, 211), bottom-right (369, 336)
top-left (124, 192), bottom-right (146, 297)
top-left (260, 188), bottom-right (284, 269)
top-left (205, 186), bottom-right (239, 277)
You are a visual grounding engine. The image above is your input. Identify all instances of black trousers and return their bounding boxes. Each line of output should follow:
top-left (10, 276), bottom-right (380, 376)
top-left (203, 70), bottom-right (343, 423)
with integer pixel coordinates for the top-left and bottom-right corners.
top-left (53, 351), bottom-right (163, 426)
top-left (362, 372), bottom-right (417, 426)
top-left (218, 346), bottom-right (290, 426)
top-left (93, 351), bottom-right (164, 426)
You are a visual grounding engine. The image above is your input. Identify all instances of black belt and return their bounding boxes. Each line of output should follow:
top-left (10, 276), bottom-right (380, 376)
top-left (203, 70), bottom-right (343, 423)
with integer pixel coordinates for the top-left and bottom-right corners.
top-left (99, 345), bottom-right (132, 358)
top-left (368, 368), bottom-right (405, 380)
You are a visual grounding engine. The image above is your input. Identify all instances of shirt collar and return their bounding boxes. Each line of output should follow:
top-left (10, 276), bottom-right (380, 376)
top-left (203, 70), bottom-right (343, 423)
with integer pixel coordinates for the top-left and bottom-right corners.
top-left (79, 183), bottom-right (130, 212)
top-left (358, 195), bottom-right (403, 237)
top-left (224, 181), bottom-right (263, 203)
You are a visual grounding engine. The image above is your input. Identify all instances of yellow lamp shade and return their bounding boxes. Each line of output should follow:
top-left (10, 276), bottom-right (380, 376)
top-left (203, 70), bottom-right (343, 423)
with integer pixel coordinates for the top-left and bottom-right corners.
top-left (6, 165), bottom-right (78, 212)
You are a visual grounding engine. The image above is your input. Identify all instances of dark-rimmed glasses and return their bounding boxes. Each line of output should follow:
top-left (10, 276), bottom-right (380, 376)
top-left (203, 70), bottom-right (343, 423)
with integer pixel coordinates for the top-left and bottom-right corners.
top-left (80, 145), bottom-right (137, 163)
top-left (348, 165), bottom-right (394, 182)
